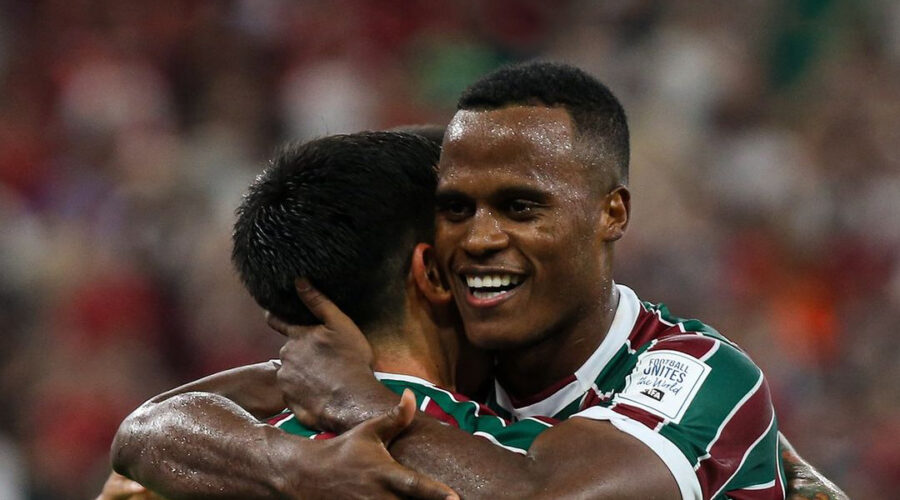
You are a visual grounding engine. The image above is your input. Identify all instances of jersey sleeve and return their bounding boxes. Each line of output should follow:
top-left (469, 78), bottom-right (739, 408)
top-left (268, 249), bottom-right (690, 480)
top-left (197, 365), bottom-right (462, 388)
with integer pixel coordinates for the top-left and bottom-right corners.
top-left (572, 334), bottom-right (785, 500)
top-left (380, 379), bottom-right (555, 454)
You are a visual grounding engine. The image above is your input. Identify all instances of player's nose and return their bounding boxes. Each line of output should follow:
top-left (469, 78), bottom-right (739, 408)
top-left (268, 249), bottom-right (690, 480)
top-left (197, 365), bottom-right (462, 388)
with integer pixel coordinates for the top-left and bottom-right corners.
top-left (460, 208), bottom-right (509, 256)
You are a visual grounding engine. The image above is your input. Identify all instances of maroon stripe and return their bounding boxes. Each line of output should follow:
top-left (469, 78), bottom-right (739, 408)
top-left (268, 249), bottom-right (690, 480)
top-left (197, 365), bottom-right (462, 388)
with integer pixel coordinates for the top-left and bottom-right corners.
top-left (629, 307), bottom-right (679, 350)
top-left (649, 334), bottom-right (717, 359)
top-left (506, 374), bottom-right (578, 408)
top-left (611, 403), bottom-right (665, 430)
top-left (265, 412), bottom-right (292, 426)
top-left (695, 378), bottom-right (773, 499)
top-left (475, 402), bottom-right (500, 417)
top-left (424, 399), bottom-right (460, 427)
top-left (726, 482), bottom-right (784, 500)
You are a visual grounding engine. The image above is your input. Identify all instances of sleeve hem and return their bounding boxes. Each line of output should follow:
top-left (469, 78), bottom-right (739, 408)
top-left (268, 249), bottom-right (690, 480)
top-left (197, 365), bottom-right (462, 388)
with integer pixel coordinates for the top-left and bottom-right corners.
top-left (573, 406), bottom-right (703, 500)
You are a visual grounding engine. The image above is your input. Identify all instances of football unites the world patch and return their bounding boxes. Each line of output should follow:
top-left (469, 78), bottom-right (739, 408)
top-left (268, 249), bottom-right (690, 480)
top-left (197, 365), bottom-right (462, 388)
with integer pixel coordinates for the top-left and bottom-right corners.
top-left (615, 350), bottom-right (711, 423)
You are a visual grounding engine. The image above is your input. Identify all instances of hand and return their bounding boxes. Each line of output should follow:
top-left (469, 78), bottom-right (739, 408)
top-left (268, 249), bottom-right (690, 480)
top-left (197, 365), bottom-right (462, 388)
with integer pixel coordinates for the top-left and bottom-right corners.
top-left (267, 278), bottom-right (396, 432)
top-left (96, 471), bottom-right (163, 500)
top-left (280, 389), bottom-right (458, 500)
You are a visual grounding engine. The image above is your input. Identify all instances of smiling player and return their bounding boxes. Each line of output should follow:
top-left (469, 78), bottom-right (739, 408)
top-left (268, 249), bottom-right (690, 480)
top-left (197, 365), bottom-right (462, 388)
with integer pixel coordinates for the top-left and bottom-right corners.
top-left (272, 62), bottom-right (786, 499)
top-left (109, 64), bottom-right (847, 500)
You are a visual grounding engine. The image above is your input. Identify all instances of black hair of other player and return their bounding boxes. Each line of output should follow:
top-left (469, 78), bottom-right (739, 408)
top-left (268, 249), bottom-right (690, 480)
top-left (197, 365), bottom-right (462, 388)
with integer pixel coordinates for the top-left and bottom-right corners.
top-left (458, 61), bottom-right (630, 187)
top-left (231, 131), bottom-right (440, 328)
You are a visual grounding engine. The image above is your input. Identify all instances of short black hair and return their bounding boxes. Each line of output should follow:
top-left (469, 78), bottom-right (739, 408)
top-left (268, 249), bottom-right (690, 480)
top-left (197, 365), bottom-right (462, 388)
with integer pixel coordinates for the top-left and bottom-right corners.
top-left (232, 131), bottom-right (440, 328)
top-left (387, 124), bottom-right (446, 148)
top-left (458, 61), bottom-right (629, 185)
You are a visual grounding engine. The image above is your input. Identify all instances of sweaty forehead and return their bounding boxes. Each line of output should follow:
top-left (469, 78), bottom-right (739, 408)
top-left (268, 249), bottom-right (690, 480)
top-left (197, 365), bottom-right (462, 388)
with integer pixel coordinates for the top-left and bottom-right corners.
top-left (440, 106), bottom-right (578, 179)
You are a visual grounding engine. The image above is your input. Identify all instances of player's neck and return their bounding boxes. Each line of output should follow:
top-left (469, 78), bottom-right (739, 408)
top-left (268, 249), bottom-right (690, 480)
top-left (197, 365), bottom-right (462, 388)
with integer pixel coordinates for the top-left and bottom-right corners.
top-left (495, 280), bottom-right (619, 399)
top-left (369, 286), bottom-right (459, 390)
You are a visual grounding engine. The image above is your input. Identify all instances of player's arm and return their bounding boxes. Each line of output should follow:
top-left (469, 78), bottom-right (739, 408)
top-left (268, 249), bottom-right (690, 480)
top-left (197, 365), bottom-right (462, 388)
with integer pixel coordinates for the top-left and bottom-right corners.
top-left (112, 388), bottom-right (457, 500)
top-left (139, 360), bottom-right (285, 419)
top-left (272, 283), bottom-right (681, 499)
top-left (780, 433), bottom-right (849, 500)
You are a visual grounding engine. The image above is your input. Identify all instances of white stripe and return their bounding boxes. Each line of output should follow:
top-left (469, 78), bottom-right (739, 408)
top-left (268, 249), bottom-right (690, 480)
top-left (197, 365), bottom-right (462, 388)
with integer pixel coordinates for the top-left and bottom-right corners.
top-left (693, 370), bottom-right (764, 469)
top-left (698, 339), bottom-right (721, 362)
top-left (740, 479), bottom-right (776, 490)
top-left (520, 417), bottom-right (555, 428)
top-left (573, 406), bottom-right (701, 500)
top-left (776, 437), bottom-right (786, 498)
top-left (377, 371), bottom-right (503, 426)
top-left (710, 410), bottom-right (776, 499)
top-left (653, 308), bottom-right (677, 327)
top-left (419, 396), bottom-right (431, 412)
top-left (472, 431), bottom-right (528, 454)
top-left (374, 371), bottom-right (437, 387)
top-left (493, 283), bottom-right (642, 419)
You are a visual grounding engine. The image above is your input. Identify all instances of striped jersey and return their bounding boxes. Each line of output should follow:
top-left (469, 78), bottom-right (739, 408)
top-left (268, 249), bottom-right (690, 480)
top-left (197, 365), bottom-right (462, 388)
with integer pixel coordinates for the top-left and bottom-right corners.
top-left (486, 284), bottom-right (785, 500)
top-left (268, 372), bottom-right (554, 454)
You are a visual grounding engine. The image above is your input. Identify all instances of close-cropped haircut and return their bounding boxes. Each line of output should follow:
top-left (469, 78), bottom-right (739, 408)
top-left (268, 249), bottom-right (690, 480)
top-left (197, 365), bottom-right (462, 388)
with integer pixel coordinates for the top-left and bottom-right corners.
top-left (458, 61), bottom-right (629, 185)
top-left (232, 131), bottom-right (440, 328)
top-left (388, 124), bottom-right (445, 148)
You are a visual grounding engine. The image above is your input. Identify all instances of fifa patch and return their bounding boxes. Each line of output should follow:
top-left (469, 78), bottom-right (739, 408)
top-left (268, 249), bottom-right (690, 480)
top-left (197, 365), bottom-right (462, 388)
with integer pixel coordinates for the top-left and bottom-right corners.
top-left (615, 350), bottom-right (711, 424)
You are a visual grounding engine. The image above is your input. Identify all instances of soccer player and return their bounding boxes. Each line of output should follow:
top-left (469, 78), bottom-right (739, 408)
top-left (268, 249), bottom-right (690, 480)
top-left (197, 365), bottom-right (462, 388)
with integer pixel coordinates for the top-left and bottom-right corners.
top-left (264, 62), bottom-right (820, 499)
top-left (112, 130), bottom-right (551, 498)
top-left (111, 65), bottom-right (847, 499)
top-left (232, 131), bottom-right (552, 451)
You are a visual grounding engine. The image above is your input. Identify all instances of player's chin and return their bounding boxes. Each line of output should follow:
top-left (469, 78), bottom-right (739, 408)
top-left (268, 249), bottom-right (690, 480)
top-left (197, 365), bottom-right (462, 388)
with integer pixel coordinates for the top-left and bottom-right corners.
top-left (463, 322), bottom-right (535, 351)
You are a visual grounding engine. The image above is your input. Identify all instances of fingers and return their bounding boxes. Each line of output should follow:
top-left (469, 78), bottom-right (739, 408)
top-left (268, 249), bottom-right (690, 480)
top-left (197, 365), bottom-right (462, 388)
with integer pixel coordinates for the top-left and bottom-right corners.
top-left (381, 465), bottom-right (459, 500)
top-left (265, 311), bottom-right (294, 338)
top-left (366, 389), bottom-right (417, 445)
top-left (97, 472), bottom-right (147, 500)
top-left (294, 278), bottom-right (354, 330)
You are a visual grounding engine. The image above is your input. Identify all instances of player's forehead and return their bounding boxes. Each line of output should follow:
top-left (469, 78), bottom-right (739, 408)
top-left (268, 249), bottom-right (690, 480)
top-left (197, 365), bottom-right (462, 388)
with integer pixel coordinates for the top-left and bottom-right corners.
top-left (443, 106), bottom-right (576, 158)
top-left (438, 106), bottom-right (585, 192)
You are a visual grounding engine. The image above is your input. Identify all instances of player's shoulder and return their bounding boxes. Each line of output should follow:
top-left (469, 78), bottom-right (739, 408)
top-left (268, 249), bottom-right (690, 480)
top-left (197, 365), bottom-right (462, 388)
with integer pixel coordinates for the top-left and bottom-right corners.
top-left (649, 332), bottom-right (762, 379)
top-left (635, 297), bottom-right (757, 371)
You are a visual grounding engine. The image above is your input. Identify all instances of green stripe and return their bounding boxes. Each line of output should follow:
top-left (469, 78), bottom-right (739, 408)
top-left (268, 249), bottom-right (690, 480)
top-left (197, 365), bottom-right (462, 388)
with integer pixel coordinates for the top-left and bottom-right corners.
top-left (382, 379), bottom-right (549, 451)
top-left (278, 416), bottom-right (318, 438)
top-left (658, 341), bottom-right (763, 465)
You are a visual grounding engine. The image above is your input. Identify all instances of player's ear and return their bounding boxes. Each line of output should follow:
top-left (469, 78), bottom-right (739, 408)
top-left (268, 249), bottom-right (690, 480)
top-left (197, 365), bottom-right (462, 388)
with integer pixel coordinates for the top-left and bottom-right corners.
top-left (412, 243), bottom-right (452, 304)
top-left (599, 185), bottom-right (630, 242)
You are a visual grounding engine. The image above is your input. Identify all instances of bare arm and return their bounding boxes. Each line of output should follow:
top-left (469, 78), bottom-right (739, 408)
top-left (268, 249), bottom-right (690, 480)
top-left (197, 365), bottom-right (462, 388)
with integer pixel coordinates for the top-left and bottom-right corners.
top-left (779, 433), bottom-right (849, 500)
top-left (111, 365), bottom-right (457, 500)
top-left (274, 280), bottom-right (848, 500)
top-left (271, 284), bottom-right (680, 499)
top-left (112, 392), bottom-right (293, 499)
top-left (143, 360), bottom-right (285, 419)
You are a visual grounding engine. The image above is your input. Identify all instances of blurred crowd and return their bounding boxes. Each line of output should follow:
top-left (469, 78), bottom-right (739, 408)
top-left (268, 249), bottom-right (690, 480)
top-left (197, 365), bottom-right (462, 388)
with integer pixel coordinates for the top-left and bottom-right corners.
top-left (0, 0), bottom-right (898, 498)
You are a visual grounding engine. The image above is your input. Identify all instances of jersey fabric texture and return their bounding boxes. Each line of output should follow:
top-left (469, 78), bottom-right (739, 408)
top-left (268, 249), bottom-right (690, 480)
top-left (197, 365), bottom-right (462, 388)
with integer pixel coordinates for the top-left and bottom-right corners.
top-left (486, 284), bottom-right (785, 500)
top-left (268, 372), bottom-right (554, 454)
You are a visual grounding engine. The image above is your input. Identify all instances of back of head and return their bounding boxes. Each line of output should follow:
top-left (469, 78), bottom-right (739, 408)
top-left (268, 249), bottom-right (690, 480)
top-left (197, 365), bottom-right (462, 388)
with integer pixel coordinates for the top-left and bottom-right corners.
top-left (232, 131), bottom-right (440, 328)
top-left (387, 124), bottom-right (445, 148)
top-left (458, 61), bottom-right (629, 186)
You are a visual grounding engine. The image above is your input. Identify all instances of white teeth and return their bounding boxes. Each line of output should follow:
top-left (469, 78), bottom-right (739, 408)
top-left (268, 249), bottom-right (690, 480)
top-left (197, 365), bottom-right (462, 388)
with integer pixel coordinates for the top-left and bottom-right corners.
top-left (464, 273), bottom-right (522, 290)
top-left (473, 290), bottom-right (505, 299)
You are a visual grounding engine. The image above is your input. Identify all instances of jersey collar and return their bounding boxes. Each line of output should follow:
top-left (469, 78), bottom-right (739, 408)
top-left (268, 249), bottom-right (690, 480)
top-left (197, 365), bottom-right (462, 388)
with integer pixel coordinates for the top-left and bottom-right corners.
top-left (493, 283), bottom-right (642, 420)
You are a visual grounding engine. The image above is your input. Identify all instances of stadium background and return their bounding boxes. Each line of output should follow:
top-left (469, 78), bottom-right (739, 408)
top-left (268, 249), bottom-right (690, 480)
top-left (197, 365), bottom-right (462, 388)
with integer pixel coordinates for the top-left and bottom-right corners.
top-left (1, 0), bottom-right (898, 498)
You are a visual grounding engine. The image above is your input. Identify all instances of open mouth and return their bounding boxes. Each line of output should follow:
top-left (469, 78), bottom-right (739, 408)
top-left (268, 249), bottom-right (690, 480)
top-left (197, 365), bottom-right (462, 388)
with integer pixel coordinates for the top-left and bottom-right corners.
top-left (463, 273), bottom-right (524, 300)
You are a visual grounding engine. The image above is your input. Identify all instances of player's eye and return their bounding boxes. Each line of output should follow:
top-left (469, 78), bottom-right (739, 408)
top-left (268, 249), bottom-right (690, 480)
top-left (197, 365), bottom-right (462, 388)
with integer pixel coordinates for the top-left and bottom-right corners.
top-left (437, 199), bottom-right (474, 221)
top-left (506, 199), bottom-right (540, 219)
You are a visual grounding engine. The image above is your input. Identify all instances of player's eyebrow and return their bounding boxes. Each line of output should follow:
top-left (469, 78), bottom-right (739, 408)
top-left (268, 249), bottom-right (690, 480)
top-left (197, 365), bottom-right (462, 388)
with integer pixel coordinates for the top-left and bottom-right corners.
top-left (492, 186), bottom-right (551, 202)
top-left (434, 188), bottom-right (471, 203)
